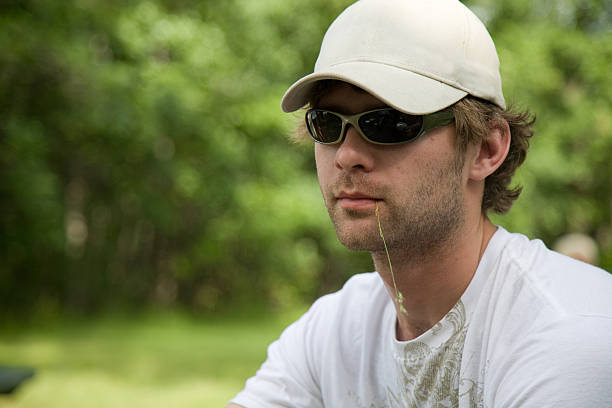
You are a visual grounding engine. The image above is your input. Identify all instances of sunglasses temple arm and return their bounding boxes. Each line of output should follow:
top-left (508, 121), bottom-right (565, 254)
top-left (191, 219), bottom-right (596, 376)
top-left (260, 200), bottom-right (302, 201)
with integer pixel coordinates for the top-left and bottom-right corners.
top-left (421, 111), bottom-right (455, 132)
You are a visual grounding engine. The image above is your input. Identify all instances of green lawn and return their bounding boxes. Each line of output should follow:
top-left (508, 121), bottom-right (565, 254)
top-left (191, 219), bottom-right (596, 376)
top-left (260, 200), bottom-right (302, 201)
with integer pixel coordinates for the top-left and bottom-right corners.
top-left (0, 307), bottom-right (305, 408)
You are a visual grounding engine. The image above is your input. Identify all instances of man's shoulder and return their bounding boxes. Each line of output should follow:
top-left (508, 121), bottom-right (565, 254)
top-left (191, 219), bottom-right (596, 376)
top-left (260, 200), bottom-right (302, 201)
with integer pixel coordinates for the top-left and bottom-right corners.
top-left (311, 272), bottom-right (385, 313)
top-left (297, 272), bottom-right (388, 341)
top-left (493, 227), bottom-right (612, 315)
top-left (475, 228), bottom-right (612, 354)
top-left (477, 230), bottom-right (612, 406)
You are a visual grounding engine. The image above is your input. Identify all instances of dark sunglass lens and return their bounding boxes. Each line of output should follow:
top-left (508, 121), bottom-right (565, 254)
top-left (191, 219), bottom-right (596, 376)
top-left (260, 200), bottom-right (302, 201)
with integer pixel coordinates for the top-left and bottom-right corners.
top-left (308, 110), bottom-right (343, 143)
top-left (359, 110), bottom-right (423, 143)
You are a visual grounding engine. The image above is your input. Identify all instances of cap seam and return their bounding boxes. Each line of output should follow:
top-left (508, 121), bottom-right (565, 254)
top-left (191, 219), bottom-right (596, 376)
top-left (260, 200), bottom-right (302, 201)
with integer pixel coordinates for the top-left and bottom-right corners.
top-left (464, 8), bottom-right (470, 58)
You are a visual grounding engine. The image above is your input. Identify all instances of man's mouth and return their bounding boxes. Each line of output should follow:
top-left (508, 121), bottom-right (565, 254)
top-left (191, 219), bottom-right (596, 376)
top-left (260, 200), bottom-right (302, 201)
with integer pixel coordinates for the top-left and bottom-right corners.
top-left (336, 191), bottom-right (380, 211)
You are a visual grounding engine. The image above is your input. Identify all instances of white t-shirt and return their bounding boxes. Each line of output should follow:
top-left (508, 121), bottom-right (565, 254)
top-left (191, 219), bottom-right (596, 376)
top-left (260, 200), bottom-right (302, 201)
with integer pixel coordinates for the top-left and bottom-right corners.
top-left (231, 227), bottom-right (612, 407)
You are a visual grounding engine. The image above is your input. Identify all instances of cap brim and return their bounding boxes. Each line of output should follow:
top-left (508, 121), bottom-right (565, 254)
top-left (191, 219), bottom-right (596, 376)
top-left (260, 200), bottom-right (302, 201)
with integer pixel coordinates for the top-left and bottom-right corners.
top-left (281, 61), bottom-right (468, 115)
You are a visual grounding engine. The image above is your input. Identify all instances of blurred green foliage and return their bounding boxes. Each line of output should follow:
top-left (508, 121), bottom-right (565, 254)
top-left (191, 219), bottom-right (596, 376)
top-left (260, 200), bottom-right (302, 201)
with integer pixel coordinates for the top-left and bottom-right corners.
top-left (0, 0), bottom-right (610, 317)
top-left (0, 308), bottom-right (305, 407)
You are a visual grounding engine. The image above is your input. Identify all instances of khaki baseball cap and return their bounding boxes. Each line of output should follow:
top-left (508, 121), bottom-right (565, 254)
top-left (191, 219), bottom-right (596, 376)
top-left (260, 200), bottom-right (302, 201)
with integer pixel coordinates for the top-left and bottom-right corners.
top-left (281, 0), bottom-right (505, 114)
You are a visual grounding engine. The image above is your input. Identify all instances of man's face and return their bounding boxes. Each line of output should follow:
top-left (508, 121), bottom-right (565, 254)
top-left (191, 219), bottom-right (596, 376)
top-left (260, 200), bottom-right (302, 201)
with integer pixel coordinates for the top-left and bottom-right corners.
top-left (314, 83), bottom-right (467, 258)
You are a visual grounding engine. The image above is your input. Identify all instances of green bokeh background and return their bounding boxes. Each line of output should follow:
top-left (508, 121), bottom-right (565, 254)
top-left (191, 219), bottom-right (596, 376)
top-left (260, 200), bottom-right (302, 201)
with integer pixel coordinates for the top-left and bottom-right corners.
top-left (2, 0), bottom-right (610, 318)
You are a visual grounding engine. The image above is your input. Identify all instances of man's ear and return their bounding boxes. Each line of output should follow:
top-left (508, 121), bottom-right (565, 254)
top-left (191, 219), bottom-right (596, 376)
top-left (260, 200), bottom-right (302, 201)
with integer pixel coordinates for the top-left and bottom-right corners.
top-left (468, 120), bottom-right (511, 181)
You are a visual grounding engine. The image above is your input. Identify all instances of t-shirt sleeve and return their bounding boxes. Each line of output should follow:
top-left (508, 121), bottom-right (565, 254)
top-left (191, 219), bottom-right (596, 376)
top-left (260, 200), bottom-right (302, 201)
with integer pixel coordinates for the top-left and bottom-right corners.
top-left (489, 315), bottom-right (612, 407)
top-left (229, 301), bottom-right (326, 408)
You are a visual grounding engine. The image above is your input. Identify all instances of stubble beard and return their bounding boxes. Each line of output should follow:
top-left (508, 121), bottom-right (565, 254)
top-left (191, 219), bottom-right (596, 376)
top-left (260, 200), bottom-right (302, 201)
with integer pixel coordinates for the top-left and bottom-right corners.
top-left (324, 155), bottom-right (466, 262)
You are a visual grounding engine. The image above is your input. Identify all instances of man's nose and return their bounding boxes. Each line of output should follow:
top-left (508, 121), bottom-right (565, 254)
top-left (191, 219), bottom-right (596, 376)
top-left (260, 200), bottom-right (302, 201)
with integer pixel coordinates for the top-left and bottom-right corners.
top-left (334, 125), bottom-right (375, 172)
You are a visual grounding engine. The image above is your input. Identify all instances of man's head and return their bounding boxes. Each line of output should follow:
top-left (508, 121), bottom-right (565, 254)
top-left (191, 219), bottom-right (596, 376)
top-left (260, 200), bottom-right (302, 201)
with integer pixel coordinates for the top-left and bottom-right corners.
top-left (281, 0), bottom-right (535, 255)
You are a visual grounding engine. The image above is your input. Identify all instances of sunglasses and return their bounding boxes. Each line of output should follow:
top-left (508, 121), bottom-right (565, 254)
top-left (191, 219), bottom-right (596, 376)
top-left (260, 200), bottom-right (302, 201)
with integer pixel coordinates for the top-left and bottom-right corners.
top-left (305, 108), bottom-right (454, 145)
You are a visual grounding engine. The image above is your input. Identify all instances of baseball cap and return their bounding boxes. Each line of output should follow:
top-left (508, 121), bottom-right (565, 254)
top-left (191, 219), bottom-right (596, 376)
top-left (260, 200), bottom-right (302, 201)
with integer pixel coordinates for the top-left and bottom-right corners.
top-left (281, 0), bottom-right (505, 114)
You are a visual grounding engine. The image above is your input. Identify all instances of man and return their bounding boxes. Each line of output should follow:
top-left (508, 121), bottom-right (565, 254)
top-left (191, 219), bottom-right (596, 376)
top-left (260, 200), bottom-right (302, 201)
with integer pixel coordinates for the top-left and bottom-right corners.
top-left (228, 0), bottom-right (612, 406)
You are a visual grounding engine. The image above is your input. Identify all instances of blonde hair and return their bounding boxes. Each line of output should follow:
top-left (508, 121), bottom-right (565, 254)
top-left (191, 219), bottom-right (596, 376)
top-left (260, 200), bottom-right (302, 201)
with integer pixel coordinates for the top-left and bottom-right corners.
top-left (452, 97), bottom-right (535, 214)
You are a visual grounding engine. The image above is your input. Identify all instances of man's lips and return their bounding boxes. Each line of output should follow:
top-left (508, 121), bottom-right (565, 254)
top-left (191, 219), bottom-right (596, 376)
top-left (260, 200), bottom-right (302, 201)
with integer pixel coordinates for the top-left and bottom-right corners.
top-left (336, 192), bottom-right (380, 211)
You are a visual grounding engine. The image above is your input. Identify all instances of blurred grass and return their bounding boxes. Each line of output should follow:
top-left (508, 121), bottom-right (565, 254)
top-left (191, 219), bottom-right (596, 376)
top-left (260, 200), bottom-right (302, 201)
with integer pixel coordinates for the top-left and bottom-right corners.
top-left (0, 307), bottom-right (306, 408)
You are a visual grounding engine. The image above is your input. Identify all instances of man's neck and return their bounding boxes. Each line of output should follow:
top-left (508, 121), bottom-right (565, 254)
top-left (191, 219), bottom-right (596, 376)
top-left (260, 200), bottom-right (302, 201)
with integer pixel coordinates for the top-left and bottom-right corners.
top-left (372, 215), bottom-right (497, 341)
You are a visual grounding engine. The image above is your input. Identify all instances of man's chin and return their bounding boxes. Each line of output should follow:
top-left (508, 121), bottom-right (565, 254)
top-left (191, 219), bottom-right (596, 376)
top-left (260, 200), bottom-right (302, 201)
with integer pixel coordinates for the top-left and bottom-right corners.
top-left (338, 237), bottom-right (386, 252)
top-left (333, 225), bottom-right (383, 252)
top-left (338, 240), bottom-right (375, 252)
top-left (327, 207), bottom-right (383, 250)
